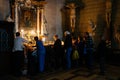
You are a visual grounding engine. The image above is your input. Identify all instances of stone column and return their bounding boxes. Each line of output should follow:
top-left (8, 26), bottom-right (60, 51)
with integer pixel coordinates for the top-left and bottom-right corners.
top-left (40, 8), bottom-right (44, 35)
top-left (106, 0), bottom-right (112, 28)
top-left (36, 7), bottom-right (45, 37)
top-left (37, 7), bottom-right (40, 37)
top-left (15, 2), bottom-right (19, 33)
top-left (105, 0), bottom-right (112, 40)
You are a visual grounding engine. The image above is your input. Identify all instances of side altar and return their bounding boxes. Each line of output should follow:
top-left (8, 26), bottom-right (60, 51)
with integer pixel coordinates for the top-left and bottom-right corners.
top-left (11, 0), bottom-right (47, 41)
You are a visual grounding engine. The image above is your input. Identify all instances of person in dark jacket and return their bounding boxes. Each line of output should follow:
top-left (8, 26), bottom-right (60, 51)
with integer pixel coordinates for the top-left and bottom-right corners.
top-left (64, 31), bottom-right (72, 69)
top-left (97, 36), bottom-right (106, 75)
top-left (84, 32), bottom-right (94, 73)
top-left (53, 34), bottom-right (63, 70)
top-left (77, 36), bottom-right (85, 66)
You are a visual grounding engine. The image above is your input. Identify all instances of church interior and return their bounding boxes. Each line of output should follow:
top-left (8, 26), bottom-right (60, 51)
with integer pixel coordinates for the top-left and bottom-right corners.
top-left (0, 0), bottom-right (120, 80)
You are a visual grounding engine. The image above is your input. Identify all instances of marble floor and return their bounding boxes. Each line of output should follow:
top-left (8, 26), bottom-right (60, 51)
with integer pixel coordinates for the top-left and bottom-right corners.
top-left (0, 64), bottom-right (120, 80)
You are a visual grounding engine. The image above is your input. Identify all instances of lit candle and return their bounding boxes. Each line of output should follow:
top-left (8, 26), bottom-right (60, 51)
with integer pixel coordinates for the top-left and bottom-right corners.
top-left (21, 29), bottom-right (24, 38)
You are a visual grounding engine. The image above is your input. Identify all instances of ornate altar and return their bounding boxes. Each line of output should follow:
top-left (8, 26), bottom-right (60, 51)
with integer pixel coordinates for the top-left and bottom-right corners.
top-left (11, 0), bottom-right (47, 41)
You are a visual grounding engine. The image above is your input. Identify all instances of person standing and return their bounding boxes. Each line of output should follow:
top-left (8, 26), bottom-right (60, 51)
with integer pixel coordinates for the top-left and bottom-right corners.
top-left (64, 31), bottom-right (72, 69)
top-left (34, 36), bottom-right (46, 73)
top-left (53, 34), bottom-right (63, 70)
top-left (12, 32), bottom-right (28, 76)
top-left (77, 36), bottom-right (85, 66)
top-left (71, 36), bottom-right (79, 68)
top-left (84, 32), bottom-right (94, 73)
top-left (97, 36), bottom-right (106, 75)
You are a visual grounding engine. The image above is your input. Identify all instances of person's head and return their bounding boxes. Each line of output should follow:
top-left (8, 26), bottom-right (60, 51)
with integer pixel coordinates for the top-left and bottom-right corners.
top-left (16, 32), bottom-right (20, 37)
top-left (34, 36), bottom-right (39, 41)
top-left (64, 31), bottom-right (70, 36)
top-left (99, 35), bottom-right (105, 41)
top-left (78, 36), bottom-right (83, 41)
top-left (84, 32), bottom-right (89, 37)
top-left (72, 36), bottom-right (77, 44)
top-left (53, 34), bottom-right (58, 41)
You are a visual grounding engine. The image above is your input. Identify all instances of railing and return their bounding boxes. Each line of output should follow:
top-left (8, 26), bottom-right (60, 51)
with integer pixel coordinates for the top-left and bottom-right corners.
top-left (112, 49), bottom-right (120, 54)
top-left (106, 48), bottom-right (120, 66)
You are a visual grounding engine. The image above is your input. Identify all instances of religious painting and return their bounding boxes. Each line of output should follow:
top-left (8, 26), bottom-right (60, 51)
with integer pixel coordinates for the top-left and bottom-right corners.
top-left (19, 8), bottom-right (37, 31)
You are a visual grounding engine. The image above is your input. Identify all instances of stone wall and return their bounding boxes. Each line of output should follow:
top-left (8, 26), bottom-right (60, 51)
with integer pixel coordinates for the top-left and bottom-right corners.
top-left (45, 0), bottom-right (64, 40)
top-left (78, 0), bottom-right (106, 46)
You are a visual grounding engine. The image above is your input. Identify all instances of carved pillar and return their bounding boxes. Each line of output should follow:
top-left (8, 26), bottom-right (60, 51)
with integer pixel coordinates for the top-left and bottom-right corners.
top-left (105, 0), bottom-right (112, 40)
top-left (37, 7), bottom-right (40, 37)
top-left (106, 0), bottom-right (112, 28)
top-left (15, 2), bottom-right (19, 32)
top-left (40, 8), bottom-right (44, 35)
top-left (36, 6), bottom-right (45, 37)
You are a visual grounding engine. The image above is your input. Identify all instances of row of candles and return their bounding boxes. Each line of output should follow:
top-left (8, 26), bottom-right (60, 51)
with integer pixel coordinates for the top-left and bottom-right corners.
top-left (20, 29), bottom-right (64, 46)
top-left (20, 29), bottom-right (54, 45)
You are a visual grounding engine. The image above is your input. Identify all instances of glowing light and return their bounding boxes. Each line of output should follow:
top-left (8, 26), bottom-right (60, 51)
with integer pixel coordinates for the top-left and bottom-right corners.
top-left (42, 36), bottom-right (46, 42)
top-left (21, 29), bottom-right (24, 33)
top-left (21, 29), bottom-right (24, 37)
top-left (62, 41), bottom-right (64, 45)
top-left (31, 30), bottom-right (36, 35)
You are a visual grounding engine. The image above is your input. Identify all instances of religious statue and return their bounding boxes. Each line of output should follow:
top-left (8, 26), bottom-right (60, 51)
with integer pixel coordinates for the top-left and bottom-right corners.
top-left (88, 19), bottom-right (96, 36)
top-left (66, 3), bottom-right (76, 32)
top-left (88, 19), bottom-right (96, 32)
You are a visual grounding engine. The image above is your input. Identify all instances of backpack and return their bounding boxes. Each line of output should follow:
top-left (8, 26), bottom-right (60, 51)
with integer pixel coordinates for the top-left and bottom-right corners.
top-left (72, 50), bottom-right (79, 60)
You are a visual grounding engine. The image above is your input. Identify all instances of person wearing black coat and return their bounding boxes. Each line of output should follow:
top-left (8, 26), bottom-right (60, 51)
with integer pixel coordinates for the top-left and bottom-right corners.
top-left (53, 34), bottom-right (63, 70)
top-left (64, 31), bottom-right (72, 69)
top-left (97, 36), bottom-right (106, 75)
